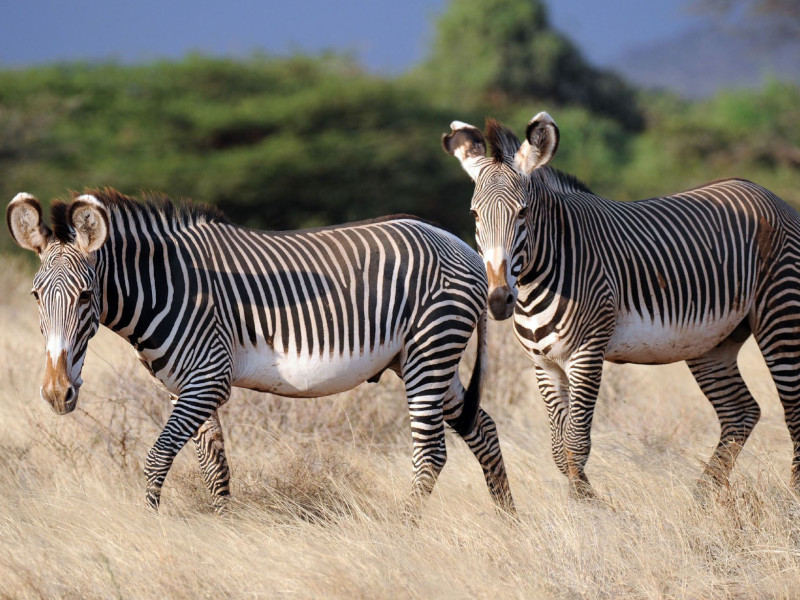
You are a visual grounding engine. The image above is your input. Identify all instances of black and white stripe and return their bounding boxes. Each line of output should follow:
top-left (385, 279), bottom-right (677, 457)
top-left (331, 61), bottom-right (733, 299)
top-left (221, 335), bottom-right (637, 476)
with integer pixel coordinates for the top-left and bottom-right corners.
top-left (7, 189), bottom-right (514, 515)
top-left (445, 112), bottom-right (800, 498)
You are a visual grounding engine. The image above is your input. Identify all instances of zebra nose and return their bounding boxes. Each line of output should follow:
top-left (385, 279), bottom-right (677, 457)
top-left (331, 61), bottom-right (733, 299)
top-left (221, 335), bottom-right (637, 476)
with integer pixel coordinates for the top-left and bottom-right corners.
top-left (488, 286), bottom-right (516, 320)
top-left (41, 350), bottom-right (79, 414)
top-left (40, 384), bottom-right (78, 415)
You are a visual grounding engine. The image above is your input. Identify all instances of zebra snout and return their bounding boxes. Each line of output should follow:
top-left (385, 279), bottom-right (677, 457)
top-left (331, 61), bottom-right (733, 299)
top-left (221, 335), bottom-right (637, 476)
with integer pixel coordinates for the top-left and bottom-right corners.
top-left (40, 383), bottom-right (78, 415)
top-left (41, 351), bottom-right (79, 414)
top-left (488, 286), bottom-right (516, 320)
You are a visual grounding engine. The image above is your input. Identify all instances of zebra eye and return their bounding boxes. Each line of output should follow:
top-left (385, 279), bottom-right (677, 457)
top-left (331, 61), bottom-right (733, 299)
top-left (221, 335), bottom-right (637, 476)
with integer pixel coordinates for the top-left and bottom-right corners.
top-left (31, 290), bottom-right (40, 302)
top-left (470, 209), bottom-right (480, 223)
top-left (517, 205), bottom-right (529, 220)
top-left (78, 290), bottom-right (92, 305)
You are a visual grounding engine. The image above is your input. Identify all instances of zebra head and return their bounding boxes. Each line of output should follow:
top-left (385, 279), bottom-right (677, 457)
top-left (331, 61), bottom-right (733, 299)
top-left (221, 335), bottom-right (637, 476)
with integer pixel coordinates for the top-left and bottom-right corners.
top-left (7, 193), bottom-right (109, 414)
top-left (443, 112), bottom-right (559, 320)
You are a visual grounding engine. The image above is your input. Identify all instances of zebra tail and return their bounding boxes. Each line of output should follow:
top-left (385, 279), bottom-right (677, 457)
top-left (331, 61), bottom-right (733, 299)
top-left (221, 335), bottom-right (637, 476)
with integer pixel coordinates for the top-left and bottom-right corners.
top-left (453, 307), bottom-right (487, 437)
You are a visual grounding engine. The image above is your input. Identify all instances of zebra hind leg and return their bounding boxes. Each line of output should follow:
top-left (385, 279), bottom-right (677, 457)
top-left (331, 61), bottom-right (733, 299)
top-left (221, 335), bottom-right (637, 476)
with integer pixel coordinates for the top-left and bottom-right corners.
top-left (403, 388), bottom-right (447, 524)
top-left (401, 345), bottom-right (460, 522)
top-left (687, 330), bottom-right (760, 494)
top-left (754, 314), bottom-right (800, 494)
top-left (192, 410), bottom-right (231, 514)
top-left (444, 400), bottom-right (516, 516)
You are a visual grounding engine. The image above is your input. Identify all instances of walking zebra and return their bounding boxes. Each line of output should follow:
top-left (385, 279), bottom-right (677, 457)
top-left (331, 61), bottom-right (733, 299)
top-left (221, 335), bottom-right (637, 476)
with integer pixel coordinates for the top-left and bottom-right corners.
top-left (443, 112), bottom-right (800, 499)
top-left (7, 189), bottom-right (514, 515)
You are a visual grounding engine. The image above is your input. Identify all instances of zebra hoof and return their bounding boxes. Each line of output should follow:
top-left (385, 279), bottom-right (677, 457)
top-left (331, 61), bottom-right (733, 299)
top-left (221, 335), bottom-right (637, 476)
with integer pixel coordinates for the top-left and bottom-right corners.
top-left (693, 475), bottom-right (727, 507)
top-left (568, 478), bottom-right (597, 501)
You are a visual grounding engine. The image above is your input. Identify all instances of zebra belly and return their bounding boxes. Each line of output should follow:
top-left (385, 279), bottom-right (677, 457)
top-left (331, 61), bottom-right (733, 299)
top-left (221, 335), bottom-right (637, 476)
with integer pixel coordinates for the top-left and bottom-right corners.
top-left (232, 342), bottom-right (402, 398)
top-left (605, 309), bottom-right (748, 364)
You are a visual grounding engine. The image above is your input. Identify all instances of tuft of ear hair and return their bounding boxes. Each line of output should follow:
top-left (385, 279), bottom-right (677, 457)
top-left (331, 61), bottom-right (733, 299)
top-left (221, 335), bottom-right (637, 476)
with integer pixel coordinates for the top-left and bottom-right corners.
top-left (68, 195), bottom-right (110, 254)
top-left (6, 193), bottom-right (53, 255)
top-left (442, 121), bottom-right (486, 180)
top-left (514, 112), bottom-right (560, 174)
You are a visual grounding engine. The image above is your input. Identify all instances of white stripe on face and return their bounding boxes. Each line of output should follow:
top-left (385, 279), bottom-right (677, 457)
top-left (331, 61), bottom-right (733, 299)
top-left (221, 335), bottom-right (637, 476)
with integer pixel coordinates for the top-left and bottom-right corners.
top-left (46, 334), bottom-right (66, 361)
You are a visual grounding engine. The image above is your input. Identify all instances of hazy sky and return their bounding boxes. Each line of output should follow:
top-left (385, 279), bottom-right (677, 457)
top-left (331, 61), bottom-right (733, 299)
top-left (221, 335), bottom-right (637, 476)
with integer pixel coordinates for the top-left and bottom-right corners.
top-left (1, 0), bottom-right (702, 71)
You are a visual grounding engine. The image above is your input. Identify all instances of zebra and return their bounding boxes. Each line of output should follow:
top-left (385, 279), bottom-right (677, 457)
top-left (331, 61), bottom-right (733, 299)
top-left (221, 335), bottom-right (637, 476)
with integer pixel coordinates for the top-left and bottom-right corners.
top-left (443, 111), bottom-right (800, 499)
top-left (6, 188), bottom-right (515, 516)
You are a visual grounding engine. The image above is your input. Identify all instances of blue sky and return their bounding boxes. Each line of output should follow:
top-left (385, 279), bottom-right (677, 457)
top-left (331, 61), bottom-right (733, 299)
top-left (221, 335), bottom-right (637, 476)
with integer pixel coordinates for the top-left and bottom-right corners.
top-left (1, 0), bottom-right (701, 71)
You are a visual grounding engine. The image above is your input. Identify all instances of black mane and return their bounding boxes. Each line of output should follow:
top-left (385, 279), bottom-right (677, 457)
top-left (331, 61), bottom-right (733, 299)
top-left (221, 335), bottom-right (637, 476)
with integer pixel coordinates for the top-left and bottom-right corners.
top-left (49, 188), bottom-right (229, 243)
top-left (534, 166), bottom-right (593, 194)
top-left (485, 118), bottom-right (522, 165)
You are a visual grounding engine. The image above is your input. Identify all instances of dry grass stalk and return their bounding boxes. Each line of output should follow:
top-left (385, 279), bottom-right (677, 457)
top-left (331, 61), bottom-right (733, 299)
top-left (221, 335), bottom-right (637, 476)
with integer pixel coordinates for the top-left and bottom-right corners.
top-left (1, 256), bottom-right (800, 598)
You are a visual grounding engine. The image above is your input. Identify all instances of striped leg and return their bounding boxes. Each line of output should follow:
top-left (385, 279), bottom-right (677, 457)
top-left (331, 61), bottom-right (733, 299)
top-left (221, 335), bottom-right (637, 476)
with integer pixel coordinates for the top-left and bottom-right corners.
top-left (534, 357), bottom-right (570, 478)
top-left (401, 335), bottom-right (466, 520)
top-left (445, 404), bottom-right (515, 514)
top-left (191, 410), bottom-right (231, 513)
top-left (687, 332), bottom-right (760, 489)
top-left (146, 385), bottom-right (228, 510)
top-left (563, 350), bottom-right (605, 499)
top-left (404, 389), bottom-right (447, 520)
top-left (754, 301), bottom-right (800, 492)
top-left (462, 408), bottom-right (515, 514)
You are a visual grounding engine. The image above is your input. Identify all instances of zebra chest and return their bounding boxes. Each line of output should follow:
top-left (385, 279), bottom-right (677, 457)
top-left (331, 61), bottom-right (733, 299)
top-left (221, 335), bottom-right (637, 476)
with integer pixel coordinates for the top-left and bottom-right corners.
top-left (511, 291), bottom-right (576, 363)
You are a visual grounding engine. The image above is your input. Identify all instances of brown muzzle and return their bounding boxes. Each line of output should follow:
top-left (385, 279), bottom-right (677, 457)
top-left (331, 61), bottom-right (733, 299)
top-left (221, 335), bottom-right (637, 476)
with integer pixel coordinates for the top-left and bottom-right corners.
top-left (41, 352), bottom-right (78, 414)
top-left (486, 258), bottom-right (517, 320)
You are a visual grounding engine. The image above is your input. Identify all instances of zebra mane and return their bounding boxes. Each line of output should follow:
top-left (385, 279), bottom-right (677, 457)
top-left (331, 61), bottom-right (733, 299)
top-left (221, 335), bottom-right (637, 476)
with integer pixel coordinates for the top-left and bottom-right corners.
top-left (49, 188), bottom-right (229, 243)
top-left (485, 118), bottom-right (521, 165)
top-left (533, 166), bottom-right (594, 195)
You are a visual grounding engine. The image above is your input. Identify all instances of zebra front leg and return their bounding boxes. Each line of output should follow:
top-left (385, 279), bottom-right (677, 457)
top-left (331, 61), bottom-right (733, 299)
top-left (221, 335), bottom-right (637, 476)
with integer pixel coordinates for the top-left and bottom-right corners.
top-left (146, 388), bottom-right (227, 511)
top-left (563, 350), bottom-right (605, 499)
top-left (534, 357), bottom-right (571, 478)
top-left (687, 333), bottom-right (759, 492)
top-left (192, 410), bottom-right (231, 514)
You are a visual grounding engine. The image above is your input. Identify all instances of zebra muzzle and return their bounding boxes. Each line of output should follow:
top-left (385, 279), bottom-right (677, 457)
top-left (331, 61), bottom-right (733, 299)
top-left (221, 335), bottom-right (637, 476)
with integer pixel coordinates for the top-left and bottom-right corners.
top-left (41, 351), bottom-right (79, 414)
top-left (488, 285), bottom-right (516, 320)
top-left (485, 252), bottom-right (517, 320)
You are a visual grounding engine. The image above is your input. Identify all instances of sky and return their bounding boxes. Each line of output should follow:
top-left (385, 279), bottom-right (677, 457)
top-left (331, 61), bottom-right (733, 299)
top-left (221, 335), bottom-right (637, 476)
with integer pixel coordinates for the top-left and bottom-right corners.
top-left (1, 0), bottom-right (703, 72)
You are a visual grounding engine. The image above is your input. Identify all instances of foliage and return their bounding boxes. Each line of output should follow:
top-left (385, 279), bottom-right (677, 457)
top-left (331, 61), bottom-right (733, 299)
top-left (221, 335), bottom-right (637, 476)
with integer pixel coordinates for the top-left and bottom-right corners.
top-left (1, 4), bottom-right (799, 256)
top-left (617, 80), bottom-right (800, 202)
top-left (0, 55), bottom-right (476, 249)
top-left (413, 0), bottom-right (643, 130)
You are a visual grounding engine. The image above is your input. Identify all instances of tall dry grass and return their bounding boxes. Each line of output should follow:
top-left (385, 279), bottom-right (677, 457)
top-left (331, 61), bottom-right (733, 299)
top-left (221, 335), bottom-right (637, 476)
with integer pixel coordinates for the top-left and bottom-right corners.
top-left (1, 254), bottom-right (800, 599)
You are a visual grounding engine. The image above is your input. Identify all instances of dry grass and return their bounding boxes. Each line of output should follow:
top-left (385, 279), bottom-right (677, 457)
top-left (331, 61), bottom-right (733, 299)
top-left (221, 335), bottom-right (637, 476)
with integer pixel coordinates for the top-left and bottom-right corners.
top-left (2, 254), bottom-right (800, 599)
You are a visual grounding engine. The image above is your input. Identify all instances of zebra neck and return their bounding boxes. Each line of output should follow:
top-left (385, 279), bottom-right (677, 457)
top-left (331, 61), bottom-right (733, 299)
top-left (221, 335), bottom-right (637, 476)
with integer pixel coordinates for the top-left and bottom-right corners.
top-left (517, 183), bottom-right (565, 292)
top-left (96, 211), bottom-right (201, 353)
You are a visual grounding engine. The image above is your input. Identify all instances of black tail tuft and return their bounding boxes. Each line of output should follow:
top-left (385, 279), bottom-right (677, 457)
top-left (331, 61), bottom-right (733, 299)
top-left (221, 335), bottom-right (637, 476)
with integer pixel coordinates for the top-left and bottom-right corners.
top-left (453, 308), bottom-right (487, 437)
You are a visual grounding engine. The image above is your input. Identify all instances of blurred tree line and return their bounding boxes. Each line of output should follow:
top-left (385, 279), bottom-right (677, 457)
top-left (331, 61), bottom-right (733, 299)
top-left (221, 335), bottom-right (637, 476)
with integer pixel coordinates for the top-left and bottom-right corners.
top-left (1, 0), bottom-right (799, 254)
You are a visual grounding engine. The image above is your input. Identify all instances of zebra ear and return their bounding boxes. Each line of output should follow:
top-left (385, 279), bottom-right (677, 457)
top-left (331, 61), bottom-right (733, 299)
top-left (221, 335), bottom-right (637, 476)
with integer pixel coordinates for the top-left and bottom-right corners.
top-left (68, 195), bottom-right (109, 254)
top-left (514, 112), bottom-right (559, 174)
top-left (6, 193), bottom-right (53, 255)
top-left (442, 120), bottom-right (486, 180)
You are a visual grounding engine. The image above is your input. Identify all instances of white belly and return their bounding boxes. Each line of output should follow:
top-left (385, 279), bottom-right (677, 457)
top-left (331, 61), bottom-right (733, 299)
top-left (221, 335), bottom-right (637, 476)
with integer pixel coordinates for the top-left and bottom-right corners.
top-left (606, 309), bottom-right (748, 364)
top-left (232, 342), bottom-right (402, 397)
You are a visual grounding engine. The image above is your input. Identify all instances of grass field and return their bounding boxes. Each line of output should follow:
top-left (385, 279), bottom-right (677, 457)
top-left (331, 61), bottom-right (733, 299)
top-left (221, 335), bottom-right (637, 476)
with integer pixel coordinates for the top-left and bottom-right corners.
top-left (2, 253), bottom-right (800, 599)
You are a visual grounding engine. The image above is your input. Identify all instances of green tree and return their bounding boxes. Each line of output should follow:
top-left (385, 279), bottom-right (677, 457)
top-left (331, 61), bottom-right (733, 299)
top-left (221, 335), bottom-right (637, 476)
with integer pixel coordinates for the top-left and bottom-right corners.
top-left (415, 0), bottom-right (643, 130)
